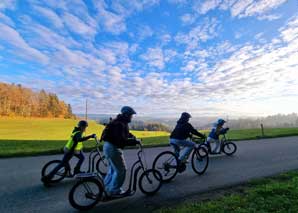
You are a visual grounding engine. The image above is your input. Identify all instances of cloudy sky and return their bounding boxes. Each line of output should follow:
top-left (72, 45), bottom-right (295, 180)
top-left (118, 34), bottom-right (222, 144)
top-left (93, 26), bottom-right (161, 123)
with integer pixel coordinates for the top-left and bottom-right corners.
top-left (0, 0), bottom-right (297, 117)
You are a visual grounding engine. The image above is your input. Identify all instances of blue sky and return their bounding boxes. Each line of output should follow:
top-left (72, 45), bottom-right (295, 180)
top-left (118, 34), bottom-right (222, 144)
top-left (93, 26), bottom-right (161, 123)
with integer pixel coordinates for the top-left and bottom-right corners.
top-left (0, 0), bottom-right (298, 117)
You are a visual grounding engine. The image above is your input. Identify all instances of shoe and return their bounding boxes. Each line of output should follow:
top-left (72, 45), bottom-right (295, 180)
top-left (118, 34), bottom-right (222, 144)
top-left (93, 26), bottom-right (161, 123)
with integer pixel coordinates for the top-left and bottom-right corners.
top-left (178, 163), bottom-right (187, 173)
top-left (73, 169), bottom-right (85, 175)
top-left (107, 189), bottom-right (128, 198)
top-left (41, 176), bottom-right (51, 187)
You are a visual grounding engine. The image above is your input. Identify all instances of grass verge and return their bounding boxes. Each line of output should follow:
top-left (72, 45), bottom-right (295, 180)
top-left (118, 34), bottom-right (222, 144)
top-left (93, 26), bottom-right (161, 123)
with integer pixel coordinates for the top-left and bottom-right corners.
top-left (157, 170), bottom-right (298, 213)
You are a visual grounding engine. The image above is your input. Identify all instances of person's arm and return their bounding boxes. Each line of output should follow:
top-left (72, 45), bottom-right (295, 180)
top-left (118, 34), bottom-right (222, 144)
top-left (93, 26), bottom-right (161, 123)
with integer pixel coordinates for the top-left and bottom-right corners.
top-left (70, 132), bottom-right (95, 152)
top-left (189, 123), bottom-right (205, 138)
top-left (128, 132), bottom-right (136, 139)
top-left (219, 127), bottom-right (229, 135)
top-left (115, 123), bottom-right (138, 146)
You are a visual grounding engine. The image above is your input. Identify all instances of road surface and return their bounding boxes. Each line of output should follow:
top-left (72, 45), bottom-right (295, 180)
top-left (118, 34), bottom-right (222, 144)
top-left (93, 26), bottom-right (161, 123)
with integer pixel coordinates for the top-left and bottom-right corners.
top-left (0, 136), bottom-right (298, 212)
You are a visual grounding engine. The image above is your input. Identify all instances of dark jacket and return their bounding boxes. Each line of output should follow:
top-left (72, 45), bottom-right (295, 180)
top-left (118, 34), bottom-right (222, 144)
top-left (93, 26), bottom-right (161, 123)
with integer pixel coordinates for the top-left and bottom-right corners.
top-left (101, 114), bottom-right (137, 149)
top-left (170, 118), bottom-right (205, 140)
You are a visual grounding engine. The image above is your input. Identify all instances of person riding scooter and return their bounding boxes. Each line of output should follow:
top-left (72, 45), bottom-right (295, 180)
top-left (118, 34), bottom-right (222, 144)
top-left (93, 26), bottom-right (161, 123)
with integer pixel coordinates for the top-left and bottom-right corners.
top-left (101, 106), bottom-right (140, 197)
top-left (41, 120), bottom-right (96, 185)
top-left (206, 118), bottom-right (229, 154)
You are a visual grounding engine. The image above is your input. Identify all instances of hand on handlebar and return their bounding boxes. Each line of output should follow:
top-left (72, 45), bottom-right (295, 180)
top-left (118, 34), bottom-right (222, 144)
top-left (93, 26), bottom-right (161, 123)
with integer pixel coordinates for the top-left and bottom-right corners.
top-left (136, 139), bottom-right (142, 144)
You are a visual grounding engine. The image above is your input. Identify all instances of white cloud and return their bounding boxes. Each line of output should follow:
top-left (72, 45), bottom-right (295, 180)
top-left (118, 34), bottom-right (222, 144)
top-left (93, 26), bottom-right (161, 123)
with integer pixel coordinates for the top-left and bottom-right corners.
top-left (242, 0), bottom-right (287, 17)
top-left (0, 22), bottom-right (49, 64)
top-left (138, 25), bottom-right (154, 40)
top-left (180, 13), bottom-right (196, 25)
top-left (175, 17), bottom-right (219, 49)
top-left (0, 11), bottom-right (15, 26)
top-left (0, 0), bottom-right (16, 10)
top-left (230, 0), bottom-right (254, 17)
top-left (140, 47), bottom-right (165, 69)
top-left (93, 0), bottom-right (160, 35)
top-left (191, 0), bottom-right (287, 20)
top-left (62, 12), bottom-right (96, 38)
top-left (194, 0), bottom-right (222, 14)
top-left (257, 14), bottom-right (282, 21)
top-left (33, 6), bottom-right (64, 28)
top-left (229, 0), bottom-right (287, 19)
top-left (167, 0), bottom-right (188, 4)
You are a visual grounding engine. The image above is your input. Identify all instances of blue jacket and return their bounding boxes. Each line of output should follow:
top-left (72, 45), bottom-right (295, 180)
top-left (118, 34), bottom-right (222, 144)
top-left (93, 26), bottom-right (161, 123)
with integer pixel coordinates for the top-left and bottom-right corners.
top-left (208, 125), bottom-right (229, 140)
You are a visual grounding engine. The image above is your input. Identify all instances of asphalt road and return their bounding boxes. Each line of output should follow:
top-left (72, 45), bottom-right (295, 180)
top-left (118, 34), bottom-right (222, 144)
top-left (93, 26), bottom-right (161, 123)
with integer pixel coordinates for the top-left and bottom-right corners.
top-left (0, 136), bottom-right (298, 213)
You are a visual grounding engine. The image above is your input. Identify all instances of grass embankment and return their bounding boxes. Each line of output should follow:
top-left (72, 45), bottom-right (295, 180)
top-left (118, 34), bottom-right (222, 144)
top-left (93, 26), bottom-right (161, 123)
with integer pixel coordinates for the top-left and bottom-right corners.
top-left (158, 170), bottom-right (298, 213)
top-left (0, 118), bottom-right (169, 157)
top-left (1, 118), bottom-right (298, 157)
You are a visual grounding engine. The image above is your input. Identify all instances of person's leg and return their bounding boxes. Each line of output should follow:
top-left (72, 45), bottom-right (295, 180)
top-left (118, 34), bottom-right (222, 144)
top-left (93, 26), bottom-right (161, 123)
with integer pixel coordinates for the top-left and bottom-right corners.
top-left (103, 142), bottom-right (114, 192)
top-left (174, 140), bottom-right (195, 162)
top-left (103, 142), bottom-right (126, 194)
top-left (169, 139), bottom-right (180, 158)
top-left (109, 148), bottom-right (126, 194)
top-left (73, 151), bottom-right (85, 173)
top-left (45, 151), bottom-right (73, 180)
top-left (213, 139), bottom-right (221, 153)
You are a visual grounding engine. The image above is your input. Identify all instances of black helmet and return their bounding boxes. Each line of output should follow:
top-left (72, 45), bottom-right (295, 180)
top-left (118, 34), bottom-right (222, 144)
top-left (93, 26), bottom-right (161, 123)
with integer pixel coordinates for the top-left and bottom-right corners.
top-left (181, 112), bottom-right (191, 119)
top-left (77, 120), bottom-right (88, 128)
top-left (121, 106), bottom-right (136, 115)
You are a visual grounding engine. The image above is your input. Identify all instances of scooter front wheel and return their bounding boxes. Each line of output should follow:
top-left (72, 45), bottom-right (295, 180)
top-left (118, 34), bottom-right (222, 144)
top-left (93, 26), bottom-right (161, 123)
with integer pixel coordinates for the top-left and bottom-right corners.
top-left (223, 142), bottom-right (237, 156)
top-left (95, 157), bottom-right (108, 176)
top-left (139, 169), bottom-right (162, 196)
top-left (191, 147), bottom-right (209, 175)
top-left (152, 151), bottom-right (179, 182)
top-left (69, 178), bottom-right (103, 211)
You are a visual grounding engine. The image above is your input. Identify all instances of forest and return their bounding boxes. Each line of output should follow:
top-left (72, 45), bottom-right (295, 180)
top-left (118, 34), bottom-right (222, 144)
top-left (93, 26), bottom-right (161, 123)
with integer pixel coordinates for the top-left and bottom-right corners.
top-left (0, 82), bottom-right (74, 118)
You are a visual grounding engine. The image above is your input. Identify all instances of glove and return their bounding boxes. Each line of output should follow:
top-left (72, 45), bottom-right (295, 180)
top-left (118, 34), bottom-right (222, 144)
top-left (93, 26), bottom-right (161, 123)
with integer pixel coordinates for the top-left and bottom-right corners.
top-left (226, 128), bottom-right (230, 131)
top-left (91, 134), bottom-right (96, 138)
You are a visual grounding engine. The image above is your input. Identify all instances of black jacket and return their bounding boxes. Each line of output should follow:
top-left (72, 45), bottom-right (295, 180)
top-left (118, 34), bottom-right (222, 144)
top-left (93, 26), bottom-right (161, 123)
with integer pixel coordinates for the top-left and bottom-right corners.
top-left (101, 114), bottom-right (137, 149)
top-left (170, 118), bottom-right (205, 140)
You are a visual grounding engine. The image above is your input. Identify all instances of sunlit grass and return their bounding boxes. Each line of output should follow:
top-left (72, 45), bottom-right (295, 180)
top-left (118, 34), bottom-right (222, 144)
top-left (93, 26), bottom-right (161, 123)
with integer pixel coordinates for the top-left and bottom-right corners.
top-left (158, 171), bottom-right (298, 213)
top-left (0, 118), bottom-right (298, 157)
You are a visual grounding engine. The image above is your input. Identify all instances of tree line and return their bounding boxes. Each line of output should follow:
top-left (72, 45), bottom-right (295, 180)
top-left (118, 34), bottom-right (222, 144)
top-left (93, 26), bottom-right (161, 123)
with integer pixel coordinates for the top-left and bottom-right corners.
top-left (227, 113), bottom-right (298, 129)
top-left (98, 117), bottom-right (170, 132)
top-left (0, 82), bottom-right (75, 118)
top-left (129, 120), bottom-right (170, 132)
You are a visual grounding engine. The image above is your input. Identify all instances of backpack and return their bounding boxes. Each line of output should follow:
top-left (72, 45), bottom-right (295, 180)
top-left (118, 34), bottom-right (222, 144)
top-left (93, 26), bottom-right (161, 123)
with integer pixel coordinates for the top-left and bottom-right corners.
top-left (100, 118), bottom-right (113, 142)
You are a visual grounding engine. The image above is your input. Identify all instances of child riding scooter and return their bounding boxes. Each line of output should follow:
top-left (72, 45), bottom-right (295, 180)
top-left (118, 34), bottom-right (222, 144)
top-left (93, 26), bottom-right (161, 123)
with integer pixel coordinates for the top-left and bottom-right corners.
top-left (206, 118), bottom-right (229, 154)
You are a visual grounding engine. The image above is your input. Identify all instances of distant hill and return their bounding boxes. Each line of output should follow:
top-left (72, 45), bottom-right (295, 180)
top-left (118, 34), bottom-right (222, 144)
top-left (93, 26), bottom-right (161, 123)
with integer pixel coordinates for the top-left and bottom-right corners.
top-left (0, 82), bottom-right (75, 118)
top-left (82, 113), bottom-right (298, 130)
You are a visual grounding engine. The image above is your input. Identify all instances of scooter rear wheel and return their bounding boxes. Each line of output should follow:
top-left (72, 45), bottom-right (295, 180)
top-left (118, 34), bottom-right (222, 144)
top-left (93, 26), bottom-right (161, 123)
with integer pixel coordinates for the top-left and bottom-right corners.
top-left (69, 178), bottom-right (103, 211)
top-left (41, 160), bottom-right (68, 183)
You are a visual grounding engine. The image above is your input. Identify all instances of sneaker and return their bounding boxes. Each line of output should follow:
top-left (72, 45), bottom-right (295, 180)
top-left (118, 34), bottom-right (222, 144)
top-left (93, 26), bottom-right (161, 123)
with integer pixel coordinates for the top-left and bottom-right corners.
top-left (178, 163), bottom-right (187, 173)
top-left (73, 169), bottom-right (85, 175)
top-left (41, 176), bottom-right (51, 187)
top-left (108, 189), bottom-right (128, 198)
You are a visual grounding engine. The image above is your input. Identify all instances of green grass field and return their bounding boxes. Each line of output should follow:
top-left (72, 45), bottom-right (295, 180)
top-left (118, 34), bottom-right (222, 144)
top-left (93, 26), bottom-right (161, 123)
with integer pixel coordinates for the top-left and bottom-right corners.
top-left (157, 170), bottom-right (298, 213)
top-left (0, 118), bottom-right (298, 157)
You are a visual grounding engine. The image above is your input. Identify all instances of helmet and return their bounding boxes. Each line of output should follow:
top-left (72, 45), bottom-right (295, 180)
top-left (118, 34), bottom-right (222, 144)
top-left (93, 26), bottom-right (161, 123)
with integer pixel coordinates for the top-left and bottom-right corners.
top-left (217, 118), bottom-right (226, 125)
top-left (77, 120), bottom-right (88, 128)
top-left (181, 112), bottom-right (191, 119)
top-left (121, 106), bottom-right (136, 115)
